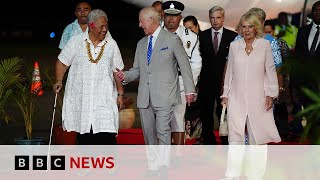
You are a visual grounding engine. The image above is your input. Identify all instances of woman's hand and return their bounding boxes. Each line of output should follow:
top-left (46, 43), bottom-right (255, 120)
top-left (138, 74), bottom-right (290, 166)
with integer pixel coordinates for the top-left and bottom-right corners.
top-left (265, 96), bottom-right (273, 111)
top-left (117, 96), bottom-right (124, 110)
top-left (221, 97), bottom-right (228, 106)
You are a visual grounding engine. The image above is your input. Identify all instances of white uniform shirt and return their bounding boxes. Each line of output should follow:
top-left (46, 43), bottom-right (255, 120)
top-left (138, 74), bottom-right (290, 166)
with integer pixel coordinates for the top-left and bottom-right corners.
top-left (172, 25), bottom-right (202, 91)
top-left (58, 32), bottom-right (124, 134)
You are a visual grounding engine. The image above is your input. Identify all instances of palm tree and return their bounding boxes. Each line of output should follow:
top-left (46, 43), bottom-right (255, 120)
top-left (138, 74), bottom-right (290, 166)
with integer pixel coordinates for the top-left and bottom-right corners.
top-left (0, 57), bottom-right (23, 124)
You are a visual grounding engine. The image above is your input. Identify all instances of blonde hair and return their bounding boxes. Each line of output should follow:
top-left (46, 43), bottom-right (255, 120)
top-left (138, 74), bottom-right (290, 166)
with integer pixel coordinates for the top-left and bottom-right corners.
top-left (237, 12), bottom-right (263, 38)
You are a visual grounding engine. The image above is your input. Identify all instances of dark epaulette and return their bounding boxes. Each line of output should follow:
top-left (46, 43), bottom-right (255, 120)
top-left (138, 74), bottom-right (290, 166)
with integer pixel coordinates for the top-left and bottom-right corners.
top-left (185, 28), bottom-right (189, 35)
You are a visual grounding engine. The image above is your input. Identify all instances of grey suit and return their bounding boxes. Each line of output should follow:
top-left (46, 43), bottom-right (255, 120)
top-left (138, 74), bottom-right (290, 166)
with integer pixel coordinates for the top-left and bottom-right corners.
top-left (125, 28), bottom-right (195, 145)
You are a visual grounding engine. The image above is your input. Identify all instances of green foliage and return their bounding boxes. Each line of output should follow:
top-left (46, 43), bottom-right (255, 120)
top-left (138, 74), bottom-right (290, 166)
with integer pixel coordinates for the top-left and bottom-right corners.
top-left (42, 64), bottom-right (64, 126)
top-left (296, 88), bottom-right (320, 144)
top-left (13, 83), bottom-right (40, 140)
top-left (283, 55), bottom-right (320, 144)
top-left (0, 57), bottom-right (23, 123)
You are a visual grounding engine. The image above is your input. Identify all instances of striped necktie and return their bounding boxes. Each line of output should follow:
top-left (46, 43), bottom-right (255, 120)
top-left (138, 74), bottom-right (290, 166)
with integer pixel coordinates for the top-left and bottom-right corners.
top-left (147, 35), bottom-right (153, 65)
top-left (310, 26), bottom-right (319, 54)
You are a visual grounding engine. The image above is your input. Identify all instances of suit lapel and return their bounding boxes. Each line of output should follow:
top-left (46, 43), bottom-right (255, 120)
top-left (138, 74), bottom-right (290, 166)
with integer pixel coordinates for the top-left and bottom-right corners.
top-left (218, 28), bottom-right (229, 54)
top-left (141, 37), bottom-right (148, 66)
top-left (305, 25), bottom-right (312, 52)
top-left (207, 30), bottom-right (214, 49)
top-left (149, 29), bottom-right (165, 65)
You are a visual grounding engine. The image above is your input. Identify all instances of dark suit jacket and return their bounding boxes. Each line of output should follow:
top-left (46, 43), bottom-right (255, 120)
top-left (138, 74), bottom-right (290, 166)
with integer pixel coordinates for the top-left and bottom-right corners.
top-left (198, 27), bottom-right (238, 94)
top-left (295, 24), bottom-right (320, 57)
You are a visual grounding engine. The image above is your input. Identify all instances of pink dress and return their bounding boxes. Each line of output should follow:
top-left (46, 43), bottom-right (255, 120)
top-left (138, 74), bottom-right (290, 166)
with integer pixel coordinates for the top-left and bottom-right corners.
top-left (221, 38), bottom-right (281, 144)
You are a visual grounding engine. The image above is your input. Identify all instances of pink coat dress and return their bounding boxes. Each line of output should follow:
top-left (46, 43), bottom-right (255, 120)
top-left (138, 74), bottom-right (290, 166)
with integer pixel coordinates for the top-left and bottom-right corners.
top-left (221, 38), bottom-right (281, 144)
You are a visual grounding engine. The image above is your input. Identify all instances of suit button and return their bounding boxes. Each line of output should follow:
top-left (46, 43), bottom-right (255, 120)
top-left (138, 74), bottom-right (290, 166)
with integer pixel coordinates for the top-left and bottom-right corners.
top-left (147, 82), bottom-right (149, 85)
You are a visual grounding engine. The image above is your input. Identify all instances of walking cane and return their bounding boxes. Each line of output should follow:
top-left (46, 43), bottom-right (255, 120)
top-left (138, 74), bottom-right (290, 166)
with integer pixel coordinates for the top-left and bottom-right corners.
top-left (46, 93), bottom-right (58, 172)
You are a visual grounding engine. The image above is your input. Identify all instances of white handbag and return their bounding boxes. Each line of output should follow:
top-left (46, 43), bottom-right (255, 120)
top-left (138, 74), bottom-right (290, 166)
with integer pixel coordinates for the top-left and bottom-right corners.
top-left (219, 104), bottom-right (228, 136)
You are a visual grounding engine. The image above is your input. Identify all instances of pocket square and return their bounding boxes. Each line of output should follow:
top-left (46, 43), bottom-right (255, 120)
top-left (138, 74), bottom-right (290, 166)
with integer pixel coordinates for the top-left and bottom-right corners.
top-left (160, 47), bottom-right (168, 51)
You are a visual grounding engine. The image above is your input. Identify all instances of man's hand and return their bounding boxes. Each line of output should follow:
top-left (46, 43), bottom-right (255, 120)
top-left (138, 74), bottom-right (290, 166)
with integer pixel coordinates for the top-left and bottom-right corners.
top-left (115, 68), bottom-right (125, 82)
top-left (117, 96), bottom-right (124, 110)
top-left (185, 94), bottom-right (197, 106)
top-left (53, 80), bottom-right (62, 94)
top-left (265, 96), bottom-right (273, 111)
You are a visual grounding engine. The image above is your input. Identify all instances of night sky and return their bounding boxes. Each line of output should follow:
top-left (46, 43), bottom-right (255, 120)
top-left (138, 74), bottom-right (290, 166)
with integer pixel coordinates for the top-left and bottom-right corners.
top-left (1, 0), bottom-right (144, 48)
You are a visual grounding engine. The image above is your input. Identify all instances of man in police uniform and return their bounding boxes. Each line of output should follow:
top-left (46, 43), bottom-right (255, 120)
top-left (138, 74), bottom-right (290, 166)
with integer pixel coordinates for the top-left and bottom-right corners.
top-left (162, 0), bottom-right (202, 145)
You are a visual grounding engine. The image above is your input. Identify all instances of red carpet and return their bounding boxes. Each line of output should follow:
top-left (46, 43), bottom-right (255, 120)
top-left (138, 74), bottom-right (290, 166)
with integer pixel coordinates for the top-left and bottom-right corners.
top-left (117, 128), bottom-right (309, 145)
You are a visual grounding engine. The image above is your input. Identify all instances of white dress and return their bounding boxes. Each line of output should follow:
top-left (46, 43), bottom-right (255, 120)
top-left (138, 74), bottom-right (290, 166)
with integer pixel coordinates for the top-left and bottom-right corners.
top-left (221, 38), bottom-right (281, 144)
top-left (58, 32), bottom-right (124, 134)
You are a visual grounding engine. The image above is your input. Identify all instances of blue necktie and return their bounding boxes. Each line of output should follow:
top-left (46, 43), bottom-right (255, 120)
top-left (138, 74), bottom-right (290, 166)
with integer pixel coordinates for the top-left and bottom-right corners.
top-left (147, 35), bottom-right (153, 65)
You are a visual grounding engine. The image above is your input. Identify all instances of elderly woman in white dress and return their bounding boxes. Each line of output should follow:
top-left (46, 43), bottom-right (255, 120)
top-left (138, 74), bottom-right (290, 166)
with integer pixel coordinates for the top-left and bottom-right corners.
top-left (220, 12), bottom-right (282, 180)
top-left (221, 12), bottom-right (281, 145)
top-left (53, 9), bottom-right (125, 145)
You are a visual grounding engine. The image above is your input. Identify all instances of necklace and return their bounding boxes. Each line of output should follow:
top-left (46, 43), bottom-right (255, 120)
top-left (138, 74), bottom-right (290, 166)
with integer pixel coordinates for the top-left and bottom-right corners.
top-left (245, 46), bottom-right (253, 55)
top-left (85, 39), bottom-right (107, 64)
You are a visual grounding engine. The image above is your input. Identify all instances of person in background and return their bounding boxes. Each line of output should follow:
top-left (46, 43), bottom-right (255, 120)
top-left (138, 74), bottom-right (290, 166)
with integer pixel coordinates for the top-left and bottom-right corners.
top-left (53, 9), bottom-right (125, 145)
top-left (183, 15), bottom-right (201, 34)
top-left (292, 1), bottom-right (320, 143)
top-left (59, 0), bottom-right (92, 50)
top-left (264, 19), bottom-right (291, 139)
top-left (152, 1), bottom-right (164, 27)
top-left (59, 0), bottom-right (112, 50)
top-left (162, 0), bottom-right (202, 145)
top-left (198, 6), bottom-right (237, 145)
top-left (274, 12), bottom-right (299, 51)
top-left (295, 1), bottom-right (320, 57)
top-left (183, 15), bottom-right (202, 143)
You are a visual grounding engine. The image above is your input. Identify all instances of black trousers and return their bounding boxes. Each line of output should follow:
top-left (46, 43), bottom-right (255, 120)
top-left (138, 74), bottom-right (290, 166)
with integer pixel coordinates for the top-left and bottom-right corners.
top-left (77, 128), bottom-right (117, 145)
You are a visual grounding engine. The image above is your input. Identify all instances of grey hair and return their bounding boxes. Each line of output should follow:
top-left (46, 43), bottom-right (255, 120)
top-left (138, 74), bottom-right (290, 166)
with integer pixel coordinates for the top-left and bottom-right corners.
top-left (88, 9), bottom-right (108, 24)
top-left (248, 8), bottom-right (266, 21)
top-left (209, 6), bottom-right (225, 16)
top-left (140, 7), bottom-right (161, 23)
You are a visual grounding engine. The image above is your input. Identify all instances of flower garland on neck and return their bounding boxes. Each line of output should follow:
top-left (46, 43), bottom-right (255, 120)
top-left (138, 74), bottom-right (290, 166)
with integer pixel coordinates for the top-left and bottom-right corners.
top-left (85, 39), bottom-right (107, 64)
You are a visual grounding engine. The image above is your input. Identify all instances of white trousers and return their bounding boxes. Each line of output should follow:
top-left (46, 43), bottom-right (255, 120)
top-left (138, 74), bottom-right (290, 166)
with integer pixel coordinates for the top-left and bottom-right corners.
top-left (225, 116), bottom-right (267, 180)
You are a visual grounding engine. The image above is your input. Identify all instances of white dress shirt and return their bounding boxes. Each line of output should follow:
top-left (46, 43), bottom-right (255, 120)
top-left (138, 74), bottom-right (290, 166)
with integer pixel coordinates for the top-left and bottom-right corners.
top-left (308, 22), bottom-right (320, 51)
top-left (211, 27), bottom-right (224, 52)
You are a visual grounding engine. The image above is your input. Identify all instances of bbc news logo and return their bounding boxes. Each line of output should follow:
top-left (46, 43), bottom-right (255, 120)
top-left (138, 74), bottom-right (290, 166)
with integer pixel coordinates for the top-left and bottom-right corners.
top-left (15, 156), bottom-right (114, 170)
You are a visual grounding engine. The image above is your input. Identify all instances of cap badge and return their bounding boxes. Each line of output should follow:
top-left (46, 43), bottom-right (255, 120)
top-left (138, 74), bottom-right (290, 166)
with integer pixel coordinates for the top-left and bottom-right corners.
top-left (170, 3), bottom-right (175, 9)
